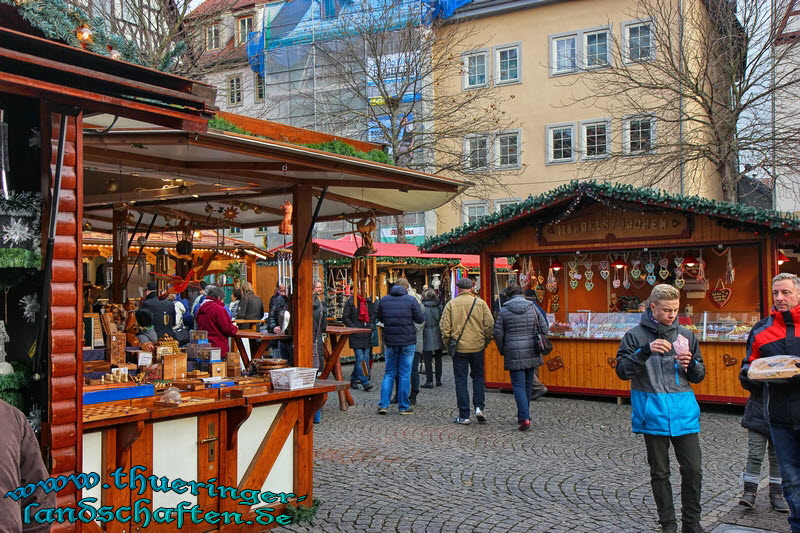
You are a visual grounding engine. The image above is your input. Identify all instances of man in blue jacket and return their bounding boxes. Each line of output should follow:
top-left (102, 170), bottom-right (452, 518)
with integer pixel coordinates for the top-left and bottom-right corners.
top-left (376, 278), bottom-right (425, 415)
top-left (616, 284), bottom-right (706, 533)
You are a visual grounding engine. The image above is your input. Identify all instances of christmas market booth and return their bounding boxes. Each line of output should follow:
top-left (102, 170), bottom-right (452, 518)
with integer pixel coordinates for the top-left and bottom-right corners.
top-left (420, 181), bottom-right (800, 405)
top-left (0, 13), bottom-right (468, 533)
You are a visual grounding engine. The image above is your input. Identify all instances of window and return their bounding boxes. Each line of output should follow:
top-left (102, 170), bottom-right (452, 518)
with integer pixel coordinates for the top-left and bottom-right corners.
top-left (465, 136), bottom-right (489, 170)
top-left (255, 74), bottom-right (265, 102)
top-left (626, 22), bottom-right (654, 62)
top-left (494, 198), bottom-right (519, 213)
top-left (236, 16), bottom-right (254, 46)
top-left (553, 35), bottom-right (577, 73)
top-left (496, 45), bottom-right (520, 84)
top-left (228, 227), bottom-right (242, 236)
top-left (496, 132), bottom-right (520, 167)
top-left (624, 115), bottom-right (655, 154)
top-left (321, 0), bottom-right (338, 20)
top-left (581, 120), bottom-right (610, 159)
top-left (585, 31), bottom-right (609, 67)
top-left (206, 24), bottom-right (220, 50)
top-left (254, 226), bottom-right (270, 235)
top-left (228, 76), bottom-right (242, 106)
top-left (547, 124), bottom-right (575, 163)
top-left (463, 202), bottom-right (488, 224)
top-left (464, 51), bottom-right (487, 89)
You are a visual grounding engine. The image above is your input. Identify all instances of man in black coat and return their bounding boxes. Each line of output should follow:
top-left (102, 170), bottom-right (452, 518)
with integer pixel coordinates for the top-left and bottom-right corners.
top-left (268, 291), bottom-right (293, 365)
top-left (342, 294), bottom-right (375, 391)
top-left (139, 281), bottom-right (176, 339)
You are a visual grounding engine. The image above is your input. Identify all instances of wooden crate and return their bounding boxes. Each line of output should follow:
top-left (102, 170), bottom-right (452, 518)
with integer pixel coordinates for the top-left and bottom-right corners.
top-left (162, 354), bottom-right (188, 380)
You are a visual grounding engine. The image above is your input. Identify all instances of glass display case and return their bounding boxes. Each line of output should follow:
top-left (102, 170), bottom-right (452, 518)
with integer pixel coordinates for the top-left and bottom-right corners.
top-left (680, 312), bottom-right (759, 342)
top-left (564, 312), bottom-right (642, 339)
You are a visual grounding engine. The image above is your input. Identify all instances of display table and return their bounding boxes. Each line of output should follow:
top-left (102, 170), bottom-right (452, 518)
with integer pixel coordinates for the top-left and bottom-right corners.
top-left (81, 380), bottom-right (347, 532)
top-left (321, 325), bottom-right (373, 410)
top-left (233, 331), bottom-right (291, 367)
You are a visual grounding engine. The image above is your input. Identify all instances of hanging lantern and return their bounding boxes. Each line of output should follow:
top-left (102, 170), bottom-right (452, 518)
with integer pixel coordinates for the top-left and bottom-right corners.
top-left (253, 205), bottom-right (263, 215)
top-left (163, 213), bottom-right (173, 222)
top-left (778, 251), bottom-right (790, 266)
top-left (611, 257), bottom-right (627, 269)
top-left (82, 221), bottom-right (92, 231)
top-left (550, 258), bottom-right (564, 271)
top-left (205, 204), bottom-right (214, 214)
top-left (239, 202), bottom-right (250, 212)
top-left (106, 178), bottom-right (118, 192)
top-left (177, 184), bottom-right (189, 195)
top-left (126, 213), bottom-right (136, 225)
top-left (682, 255), bottom-right (700, 267)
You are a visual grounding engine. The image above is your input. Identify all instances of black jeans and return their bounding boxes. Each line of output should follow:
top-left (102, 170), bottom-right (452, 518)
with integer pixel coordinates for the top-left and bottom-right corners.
top-left (423, 350), bottom-right (443, 384)
top-left (453, 351), bottom-right (485, 419)
top-left (643, 433), bottom-right (702, 528)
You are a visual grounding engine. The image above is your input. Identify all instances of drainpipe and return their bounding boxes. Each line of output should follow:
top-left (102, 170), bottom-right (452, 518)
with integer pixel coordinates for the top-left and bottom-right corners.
top-left (679, 0), bottom-right (685, 195)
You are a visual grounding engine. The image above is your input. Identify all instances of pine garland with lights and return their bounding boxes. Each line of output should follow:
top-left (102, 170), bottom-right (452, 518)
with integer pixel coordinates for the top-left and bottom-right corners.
top-left (323, 256), bottom-right (461, 267)
top-left (421, 180), bottom-right (800, 254)
top-left (3, 0), bottom-right (141, 63)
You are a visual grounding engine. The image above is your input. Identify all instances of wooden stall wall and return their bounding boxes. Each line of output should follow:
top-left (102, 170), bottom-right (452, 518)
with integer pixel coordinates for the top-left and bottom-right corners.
top-left (45, 109), bottom-right (84, 531)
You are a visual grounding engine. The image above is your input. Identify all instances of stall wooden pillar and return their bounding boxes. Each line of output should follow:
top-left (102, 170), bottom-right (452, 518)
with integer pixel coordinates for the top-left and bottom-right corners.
top-left (293, 185), bottom-right (313, 368)
top-left (480, 250), bottom-right (493, 307)
top-left (111, 207), bottom-right (127, 303)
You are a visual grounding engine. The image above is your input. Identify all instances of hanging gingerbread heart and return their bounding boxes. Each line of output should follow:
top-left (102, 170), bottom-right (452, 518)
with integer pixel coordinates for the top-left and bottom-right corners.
top-left (535, 285), bottom-right (545, 303)
top-left (585, 280), bottom-right (594, 291)
top-left (708, 279), bottom-right (732, 308)
top-left (658, 258), bottom-right (669, 269)
top-left (585, 270), bottom-right (594, 281)
top-left (646, 273), bottom-right (656, 285)
top-left (630, 260), bottom-right (642, 280)
top-left (645, 262), bottom-right (655, 273)
top-left (551, 302), bottom-right (560, 312)
top-left (519, 272), bottom-right (529, 288)
top-left (570, 279), bottom-right (579, 290)
top-left (551, 294), bottom-right (559, 303)
top-left (622, 267), bottom-right (630, 289)
top-left (583, 259), bottom-right (592, 270)
top-left (674, 255), bottom-right (684, 267)
top-left (568, 261), bottom-right (577, 271)
top-left (675, 277), bottom-right (685, 289)
top-left (659, 267), bottom-right (670, 280)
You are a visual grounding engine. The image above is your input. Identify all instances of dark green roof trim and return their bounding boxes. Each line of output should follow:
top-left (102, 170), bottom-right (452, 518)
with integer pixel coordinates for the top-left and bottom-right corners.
top-left (421, 180), bottom-right (800, 254)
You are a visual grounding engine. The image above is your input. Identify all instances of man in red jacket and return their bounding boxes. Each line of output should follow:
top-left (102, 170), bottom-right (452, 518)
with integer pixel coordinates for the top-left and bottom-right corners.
top-left (196, 284), bottom-right (238, 354)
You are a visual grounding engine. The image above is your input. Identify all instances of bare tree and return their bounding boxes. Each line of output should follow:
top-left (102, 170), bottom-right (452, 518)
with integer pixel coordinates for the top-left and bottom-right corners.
top-left (555, 0), bottom-right (800, 203)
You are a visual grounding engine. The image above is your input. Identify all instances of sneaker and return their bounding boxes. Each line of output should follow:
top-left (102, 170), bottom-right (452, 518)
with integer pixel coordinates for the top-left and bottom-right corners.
top-left (475, 407), bottom-right (486, 423)
top-left (362, 384), bottom-right (373, 392)
top-left (350, 382), bottom-right (360, 390)
top-left (377, 407), bottom-right (388, 415)
top-left (399, 408), bottom-right (414, 415)
top-left (454, 417), bottom-right (470, 425)
top-left (421, 382), bottom-right (434, 389)
top-left (518, 419), bottom-right (531, 431)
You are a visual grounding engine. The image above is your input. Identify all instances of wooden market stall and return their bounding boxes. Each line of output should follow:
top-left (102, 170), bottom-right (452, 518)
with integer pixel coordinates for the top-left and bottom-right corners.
top-left (1, 14), bottom-right (468, 533)
top-left (421, 181), bottom-right (800, 405)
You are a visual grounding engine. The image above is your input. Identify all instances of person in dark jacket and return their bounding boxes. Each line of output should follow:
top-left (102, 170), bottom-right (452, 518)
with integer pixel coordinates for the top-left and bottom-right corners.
top-left (421, 288), bottom-right (444, 388)
top-left (741, 273), bottom-right (800, 533)
top-left (196, 284), bottom-right (238, 354)
top-left (494, 285), bottom-right (549, 431)
top-left (342, 293), bottom-right (375, 391)
top-left (268, 291), bottom-right (293, 365)
top-left (312, 281), bottom-right (328, 424)
top-left (135, 308), bottom-right (158, 346)
top-left (376, 278), bottom-right (424, 415)
top-left (737, 379), bottom-right (788, 512)
top-left (237, 281), bottom-right (265, 320)
top-left (616, 284), bottom-right (706, 533)
top-left (139, 281), bottom-right (177, 339)
top-left (524, 288), bottom-right (550, 400)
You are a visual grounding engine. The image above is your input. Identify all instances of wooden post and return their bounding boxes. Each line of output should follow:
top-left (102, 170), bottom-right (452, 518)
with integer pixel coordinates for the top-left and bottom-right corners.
top-left (292, 185), bottom-right (313, 368)
top-left (480, 250), bottom-right (493, 308)
top-left (111, 207), bottom-right (128, 303)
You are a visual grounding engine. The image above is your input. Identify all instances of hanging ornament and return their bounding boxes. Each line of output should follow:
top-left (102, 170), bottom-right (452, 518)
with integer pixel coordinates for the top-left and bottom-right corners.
top-left (645, 261), bottom-right (655, 274)
top-left (612, 265), bottom-right (621, 289)
top-left (568, 260), bottom-right (577, 272)
top-left (674, 255), bottom-right (684, 268)
top-left (534, 284), bottom-right (545, 303)
top-left (708, 279), bottom-right (732, 308)
top-left (674, 268), bottom-right (685, 289)
top-left (725, 248), bottom-right (736, 284)
top-left (696, 251), bottom-right (707, 283)
top-left (75, 25), bottom-right (93, 48)
top-left (126, 212), bottom-right (136, 225)
top-left (546, 267), bottom-right (558, 293)
top-left (570, 277), bottom-right (579, 290)
top-left (205, 204), bottom-right (214, 214)
top-left (222, 206), bottom-right (239, 221)
top-left (239, 202), bottom-right (250, 212)
top-left (585, 279), bottom-right (594, 291)
top-left (599, 260), bottom-right (609, 280)
top-left (646, 273), bottom-right (657, 285)
top-left (551, 302), bottom-right (560, 312)
top-left (253, 205), bottom-right (263, 215)
top-left (279, 201), bottom-right (293, 235)
top-left (583, 258), bottom-right (592, 270)
top-left (630, 259), bottom-right (642, 280)
top-left (622, 266), bottom-right (631, 289)
top-left (178, 184), bottom-right (189, 195)
top-left (537, 267), bottom-right (544, 286)
top-left (82, 221), bottom-right (92, 231)
top-left (106, 178), bottom-right (118, 192)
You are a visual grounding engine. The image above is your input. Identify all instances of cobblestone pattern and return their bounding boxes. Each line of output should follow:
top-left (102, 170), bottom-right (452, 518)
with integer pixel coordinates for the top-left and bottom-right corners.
top-left (281, 359), bottom-right (790, 533)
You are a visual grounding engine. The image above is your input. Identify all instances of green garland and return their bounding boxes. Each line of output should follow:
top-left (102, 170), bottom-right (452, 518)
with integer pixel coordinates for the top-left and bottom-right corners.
top-left (284, 498), bottom-right (321, 525)
top-left (4, 0), bottom-right (141, 63)
top-left (421, 180), bottom-right (800, 253)
top-left (0, 362), bottom-right (31, 410)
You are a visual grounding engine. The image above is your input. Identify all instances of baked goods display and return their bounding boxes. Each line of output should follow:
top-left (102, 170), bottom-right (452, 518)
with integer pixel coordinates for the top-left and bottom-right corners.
top-left (748, 356), bottom-right (800, 381)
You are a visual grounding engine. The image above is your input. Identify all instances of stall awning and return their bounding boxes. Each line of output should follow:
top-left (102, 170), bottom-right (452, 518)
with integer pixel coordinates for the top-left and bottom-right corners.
top-left (81, 128), bottom-right (469, 232)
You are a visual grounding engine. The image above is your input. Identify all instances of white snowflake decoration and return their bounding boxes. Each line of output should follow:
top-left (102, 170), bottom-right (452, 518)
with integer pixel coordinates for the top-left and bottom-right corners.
top-left (2, 218), bottom-right (33, 245)
top-left (20, 294), bottom-right (39, 324)
top-left (27, 405), bottom-right (42, 434)
top-left (28, 127), bottom-right (40, 149)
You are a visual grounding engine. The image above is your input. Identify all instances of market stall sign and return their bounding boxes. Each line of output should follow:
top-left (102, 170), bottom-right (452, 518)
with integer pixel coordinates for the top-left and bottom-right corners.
top-left (540, 209), bottom-right (690, 244)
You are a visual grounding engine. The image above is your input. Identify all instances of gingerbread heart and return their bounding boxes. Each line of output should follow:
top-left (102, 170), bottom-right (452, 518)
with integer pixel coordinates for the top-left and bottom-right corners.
top-left (585, 280), bottom-right (594, 291)
top-left (630, 269), bottom-right (641, 279)
top-left (607, 357), bottom-right (617, 369)
top-left (659, 258), bottom-right (669, 268)
top-left (599, 270), bottom-right (609, 280)
top-left (645, 263), bottom-right (655, 273)
top-left (622, 279), bottom-right (630, 289)
top-left (570, 279), bottom-right (579, 290)
top-left (613, 279), bottom-right (621, 289)
top-left (675, 277), bottom-right (685, 289)
top-left (646, 274), bottom-right (656, 285)
top-left (535, 285), bottom-right (545, 303)
top-left (568, 261), bottom-right (577, 271)
top-left (551, 302), bottom-right (559, 312)
top-left (674, 256), bottom-right (684, 267)
top-left (551, 294), bottom-right (560, 303)
top-left (708, 286), bottom-right (732, 308)
top-left (538, 275), bottom-right (545, 285)
top-left (722, 353), bottom-right (737, 367)
top-left (659, 268), bottom-right (669, 280)
top-left (585, 271), bottom-right (594, 280)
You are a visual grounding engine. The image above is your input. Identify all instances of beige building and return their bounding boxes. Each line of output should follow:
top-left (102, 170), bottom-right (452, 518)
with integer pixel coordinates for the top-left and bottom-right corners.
top-left (433, 0), bottom-right (728, 232)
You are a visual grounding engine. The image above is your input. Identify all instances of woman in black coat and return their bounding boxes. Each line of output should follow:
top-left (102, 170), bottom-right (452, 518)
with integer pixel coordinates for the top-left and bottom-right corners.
top-left (341, 294), bottom-right (375, 391)
top-left (420, 288), bottom-right (444, 388)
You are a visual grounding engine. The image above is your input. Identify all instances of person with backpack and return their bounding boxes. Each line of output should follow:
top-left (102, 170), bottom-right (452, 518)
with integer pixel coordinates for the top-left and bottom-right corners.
top-left (139, 281), bottom-right (177, 339)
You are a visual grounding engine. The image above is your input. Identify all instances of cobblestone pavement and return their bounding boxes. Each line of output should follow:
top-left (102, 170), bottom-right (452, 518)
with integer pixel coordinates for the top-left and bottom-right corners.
top-left (282, 359), bottom-right (790, 533)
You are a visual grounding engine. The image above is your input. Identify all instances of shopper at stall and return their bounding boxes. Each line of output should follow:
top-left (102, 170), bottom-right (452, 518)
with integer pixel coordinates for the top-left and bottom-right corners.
top-left (441, 277), bottom-right (494, 425)
top-left (229, 289), bottom-right (242, 318)
top-left (616, 284), bottom-right (706, 533)
top-left (0, 399), bottom-right (55, 533)
top-left (341, 292), bottom-right (375, 391)
top-left (269, 289), bottom-right (293, 365)
top-left (494, 285), bottom-right (549, 431)
top-left (524, 288), bottom-right (549, 401)
top-left (135, 308), bottom-right (157, 347)
top-left (139, 281), bottom-right (177, 339)
top-left (312, 280), bottom-right (328, 424)
top-left (741, 272), bottom-right (800, 533)
top-left (421, 288), bottom-right (444, 388)
top-left (196, 284), bottom-right (238, 354)
top-left (237, 281), bottom-right (264, 321)
top-left (736, 376), bottom-right (788, 512)
top-left (190, 280), bottom-right (208, 318)
top-left (376, 277), bottom-right (425, 415)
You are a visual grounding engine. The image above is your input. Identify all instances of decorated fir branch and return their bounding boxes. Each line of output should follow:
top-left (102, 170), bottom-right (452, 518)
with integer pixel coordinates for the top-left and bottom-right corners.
top-left (0, 192), bottom-right (43, 271)
top-left (421, 180), bottom-right (800, 254)
top-left (0, 361), bottom-right (30, 410)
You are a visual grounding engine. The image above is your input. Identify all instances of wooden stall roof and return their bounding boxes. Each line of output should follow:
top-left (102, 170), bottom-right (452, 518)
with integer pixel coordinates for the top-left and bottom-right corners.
top-left (0, 24), bottom-right (216, 131)
top-left (81, 128), bottom-right (469, 232)
top-left (82, 229), bottom-right (271, 258)
top-left (421, 180), bottom-right (800, 254)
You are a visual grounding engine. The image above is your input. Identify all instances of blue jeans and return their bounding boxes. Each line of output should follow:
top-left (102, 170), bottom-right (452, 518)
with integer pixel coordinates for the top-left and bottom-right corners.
top-left (771, 425), bottom-right (800, 532)
top-left (509, 368), bottom-right (534, 422)
top-left (350, 348), bottom-right (371, 385)
top-left (379, 344), bottom-right (415, 411)
top-left (453, 351), bottom-right (485, 419)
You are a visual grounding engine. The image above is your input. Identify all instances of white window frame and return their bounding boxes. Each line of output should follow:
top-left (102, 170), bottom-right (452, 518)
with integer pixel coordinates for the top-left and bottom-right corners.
top-left (580, 119), bottom-right (611, 160)
top-left (494, 43), bottom-right (521, 85)
top-left (236, 15), bottom-right (254, 47)
top-left (495, 130), bottom-right (521, 168)
top-left (462, 49), bottom-right (489, 90)
top-left (584, 29), bottom-right (610, 69)
top-left (622, 114), bottom-right (656, 155)
top-left (206, 23), bottom-right (220, 51)
top-left (494, 198), bottom-right (520, 213)
top-left (550, 33), bottom-right (578, 75)
top-left (228, 227), bottom-right (242, 236)
top-left (464, 134), bottom-right (490, 171)
top-left (463, 201), bottom-right (489, 224)
top-left (254, 226), bottom-right (270, 235)
top-left (254, 74), bottom-right (265, 102)
top-left (227, 76), bottom-right (243, 106)
top-left (624, 19), bottom-right (655, 63)
top-left (546, 123), bottom-right (576, 164)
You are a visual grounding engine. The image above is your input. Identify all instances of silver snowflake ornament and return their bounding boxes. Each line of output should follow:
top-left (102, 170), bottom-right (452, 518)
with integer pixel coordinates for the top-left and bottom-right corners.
top-left (20, 294), bottom-right (39, 324)
top-left (2, 218), bottom-right (33, 245)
